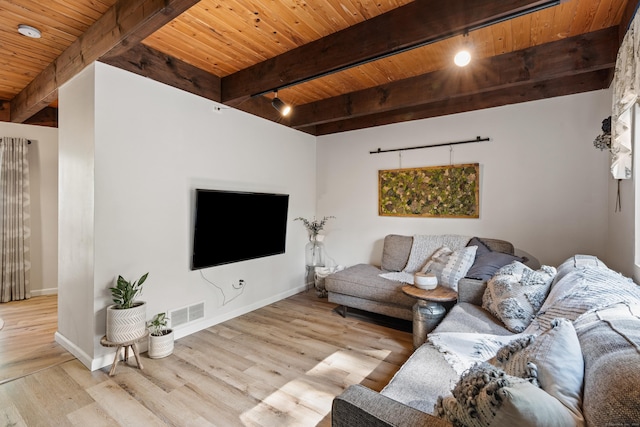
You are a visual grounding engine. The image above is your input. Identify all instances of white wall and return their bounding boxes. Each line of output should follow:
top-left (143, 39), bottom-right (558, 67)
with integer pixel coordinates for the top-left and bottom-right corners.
top-left (607, 177), bottom-right (634, 277)
top-left (0, 122), bottom-right (58, 296)
top-left (317, 90), bottom-right (613, 268)
top-left (56, 62), bottom-right (317, 369)
top-left (606, 104), bottom-right (639, 279)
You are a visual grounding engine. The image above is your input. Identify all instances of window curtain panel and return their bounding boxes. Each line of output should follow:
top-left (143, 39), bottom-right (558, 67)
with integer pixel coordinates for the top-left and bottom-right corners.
top-left (0, 137), bottom-right (31, 302)
top-left (611, 10), bottom-right (640, 179)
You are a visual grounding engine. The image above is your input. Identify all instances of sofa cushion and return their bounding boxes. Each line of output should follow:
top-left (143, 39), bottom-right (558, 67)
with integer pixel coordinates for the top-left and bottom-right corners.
top-left (435, 362), bottom-right (575, 427)
top-left (482, 262), bottom-right (556, 333)
top-left (574, 303), bottom-right (640, 427)
top-left (493, 318), bottom-right (585, 425)
top-left (380, 234), bottom-right (414, 272)
top-left (466, 237), bottom-right (524, 281)
top-left (421, 245), bottom-right (477, 291)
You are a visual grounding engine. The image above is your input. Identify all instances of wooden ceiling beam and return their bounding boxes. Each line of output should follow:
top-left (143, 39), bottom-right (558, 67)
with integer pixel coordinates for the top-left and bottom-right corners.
top-left (620, 0), bottom-right (640, 43)
top-left (100, 44), bottom-right (221, 102)
top-left (0, 101), bottom-right (10, 123)
top-left (310, 70), bottom-right (612, 135)
top-left (10, 0), bottom-right (200, 123)
top-left (289, 27), bottom-right (618, 129)
top-left (221, 0), bottom-right (563, 106)
top-left (24, 107), bottom-right (58, 128)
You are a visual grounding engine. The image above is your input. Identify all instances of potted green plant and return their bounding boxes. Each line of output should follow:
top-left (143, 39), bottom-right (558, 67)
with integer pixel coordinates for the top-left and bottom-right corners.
top-left (147, 312), bottom-right (174, 358)
top-left (105, 272), bottom-right (149, 343)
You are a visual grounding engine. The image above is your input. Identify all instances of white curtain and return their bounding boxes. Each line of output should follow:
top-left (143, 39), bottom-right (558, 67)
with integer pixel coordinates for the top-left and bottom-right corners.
top-left (0, 137), bottom-right (31, 302)
top-left (611, 11), bottom-right (640, 179)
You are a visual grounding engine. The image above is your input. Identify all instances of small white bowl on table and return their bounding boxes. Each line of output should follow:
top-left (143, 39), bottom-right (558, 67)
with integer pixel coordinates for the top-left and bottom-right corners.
top-left (413, 272), bottom-right (438, 290)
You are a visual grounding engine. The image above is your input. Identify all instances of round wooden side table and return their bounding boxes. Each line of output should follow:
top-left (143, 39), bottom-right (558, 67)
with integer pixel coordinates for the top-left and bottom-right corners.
top-left (402, 285), bottom-right (458, 349)
top-left (100, 331), bottom-right (149, 376)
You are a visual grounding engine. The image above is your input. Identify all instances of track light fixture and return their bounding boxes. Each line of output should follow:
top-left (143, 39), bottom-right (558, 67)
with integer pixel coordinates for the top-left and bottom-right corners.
top-left (271, 91), bottom-right (291, 116)
top-left (454, 32), bottom-right (471, 67)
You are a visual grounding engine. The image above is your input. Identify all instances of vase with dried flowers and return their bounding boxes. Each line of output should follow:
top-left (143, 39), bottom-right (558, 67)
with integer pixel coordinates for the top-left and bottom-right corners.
top-left (295, 216), bottom-right (335, 291)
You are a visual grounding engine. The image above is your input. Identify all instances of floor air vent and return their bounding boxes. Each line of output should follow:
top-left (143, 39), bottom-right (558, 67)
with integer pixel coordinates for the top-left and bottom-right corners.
top-left (170, 302), bottom-right (205, 328)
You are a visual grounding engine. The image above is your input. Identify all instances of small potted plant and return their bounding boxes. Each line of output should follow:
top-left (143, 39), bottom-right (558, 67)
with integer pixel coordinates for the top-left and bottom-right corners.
top-left (105, 272), bottom-right (149, 343)
top-left (147, 312), bottom-right (174, 358)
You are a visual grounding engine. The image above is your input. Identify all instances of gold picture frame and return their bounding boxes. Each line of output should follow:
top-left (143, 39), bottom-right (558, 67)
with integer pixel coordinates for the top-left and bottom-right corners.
top-left (378, 163), bottom-right (480, 218)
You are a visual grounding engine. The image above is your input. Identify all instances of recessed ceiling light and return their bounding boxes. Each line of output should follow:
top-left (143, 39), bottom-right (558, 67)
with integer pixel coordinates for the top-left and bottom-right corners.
top-left (18, 24), bottom-right (41, 39)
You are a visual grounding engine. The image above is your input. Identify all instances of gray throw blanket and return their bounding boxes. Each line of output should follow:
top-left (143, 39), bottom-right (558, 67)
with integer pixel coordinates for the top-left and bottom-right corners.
top-left (429, 264), bottom-right (640, 375)
top-left (380, 234), bottom-right (470, 284)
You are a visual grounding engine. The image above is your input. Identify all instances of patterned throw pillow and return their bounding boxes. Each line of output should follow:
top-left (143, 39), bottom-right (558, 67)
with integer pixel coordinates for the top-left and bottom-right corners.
top-left (492, 318), bottom-right (585, 425)
top-left (421, 245), bottom-right (477, 291)
top-left (482, 262), bottom-right (556, 333)
top-left (434, 362), bottom-right (575, 427)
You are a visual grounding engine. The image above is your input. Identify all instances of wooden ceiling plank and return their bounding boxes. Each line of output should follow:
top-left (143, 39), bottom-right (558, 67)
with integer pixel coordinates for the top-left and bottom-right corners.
top-left (289, 27), bottom-right (618, 128)
top-left (491, 21), bottom-right (513, 56)
top-left (248, 0), bottom-right (337, 44)
top-left (186, 3), bottom-right (297, 57)
top-left (144, 22), bottom-right (263, 74)
top-left (530, 5), bottom-right (557, 45)
top-left (48, 0), bottom-right (111, 22)
top-left (99, 43), bottom-right (221, 102)
top-left (178, 8), bottom-right (283, 63)
top-left (550, 0), bottom-right (577, 39)
top-left (10, 0), bottom-right (201, 123)
top-left (590, 0), bottom-right (626, 31)
top-left (0, 3), bottom-right (86, 40)
top-left (311, 69), bottom-right (612, 135)
top-left (570, 0), bottom-right (601, 34)
top-left (221, 0), bottom-right (567, 105)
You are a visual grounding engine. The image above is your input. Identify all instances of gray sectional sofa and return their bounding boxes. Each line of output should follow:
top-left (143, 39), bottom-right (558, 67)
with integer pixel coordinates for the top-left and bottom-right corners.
top-left (325, 234), bottom-right (536, 321)
top-left (331, 250), bottom-right (640, 426)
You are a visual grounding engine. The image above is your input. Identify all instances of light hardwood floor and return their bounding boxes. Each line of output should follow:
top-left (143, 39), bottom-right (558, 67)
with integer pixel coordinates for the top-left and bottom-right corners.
top-left (0, 294), bottom-right (75, 384)
top-left (0, 290), bottom-right (413, 426)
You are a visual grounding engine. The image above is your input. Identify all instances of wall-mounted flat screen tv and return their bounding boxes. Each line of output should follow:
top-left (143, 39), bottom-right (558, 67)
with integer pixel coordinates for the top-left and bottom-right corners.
top-left (191, 189), bottom-right (289, 270)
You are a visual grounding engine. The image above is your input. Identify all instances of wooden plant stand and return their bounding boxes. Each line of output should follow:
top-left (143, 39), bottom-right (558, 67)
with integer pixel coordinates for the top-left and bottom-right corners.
top-left (100, 331), bottom-right (149, 376)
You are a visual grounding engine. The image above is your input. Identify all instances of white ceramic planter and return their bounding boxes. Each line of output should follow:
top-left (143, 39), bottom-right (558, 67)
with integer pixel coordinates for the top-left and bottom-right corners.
top-left (106, 301), bottom-right (146, 343)
top-left (148, 330), bottom-right (174, 358)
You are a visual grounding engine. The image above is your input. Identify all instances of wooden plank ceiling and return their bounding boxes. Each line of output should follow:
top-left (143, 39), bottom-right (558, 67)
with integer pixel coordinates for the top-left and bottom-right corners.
top-left (0, 0), bottom-right (637, 135)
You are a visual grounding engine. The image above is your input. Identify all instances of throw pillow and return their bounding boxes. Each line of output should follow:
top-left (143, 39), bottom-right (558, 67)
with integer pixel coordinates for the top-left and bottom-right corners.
top-left (492, 318), bottom-right (585, 425)
top-left (434, 362), bottom-right (575, 427)
top-left (420, 245), bottom-right (477, 291)
top-left (465, 237), bottom-right (524, 281)
top-left (482, 262), bottom-right (556, 333)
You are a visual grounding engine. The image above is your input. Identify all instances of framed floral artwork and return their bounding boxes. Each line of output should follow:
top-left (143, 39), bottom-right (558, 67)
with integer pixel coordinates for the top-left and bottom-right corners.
top-left (378, 163), bottom-right (479, 218)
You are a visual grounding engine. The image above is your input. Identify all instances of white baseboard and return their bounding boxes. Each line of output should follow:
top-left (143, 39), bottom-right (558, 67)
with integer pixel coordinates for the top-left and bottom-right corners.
top-left (54, 332), bottom-right (94, 370)
top-left (31, 288), bottom-right (58, 296)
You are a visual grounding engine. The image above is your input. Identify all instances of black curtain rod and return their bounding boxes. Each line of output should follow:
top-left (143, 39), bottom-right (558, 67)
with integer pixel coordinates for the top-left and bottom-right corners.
top-left (370, 136), bottom-right (490, 154)
top-left (0, 138), bottom-right (33, 144)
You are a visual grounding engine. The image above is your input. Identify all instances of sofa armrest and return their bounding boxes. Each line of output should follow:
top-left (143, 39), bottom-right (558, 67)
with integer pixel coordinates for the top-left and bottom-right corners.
top-left (457, 278), bottom-right (487, 306)
top-left (332, 385), bottom-right (452, 427)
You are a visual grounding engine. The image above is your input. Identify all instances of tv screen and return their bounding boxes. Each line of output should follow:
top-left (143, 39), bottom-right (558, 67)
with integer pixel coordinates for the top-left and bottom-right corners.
top-left (191, 189), bottom-right (289, 270)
